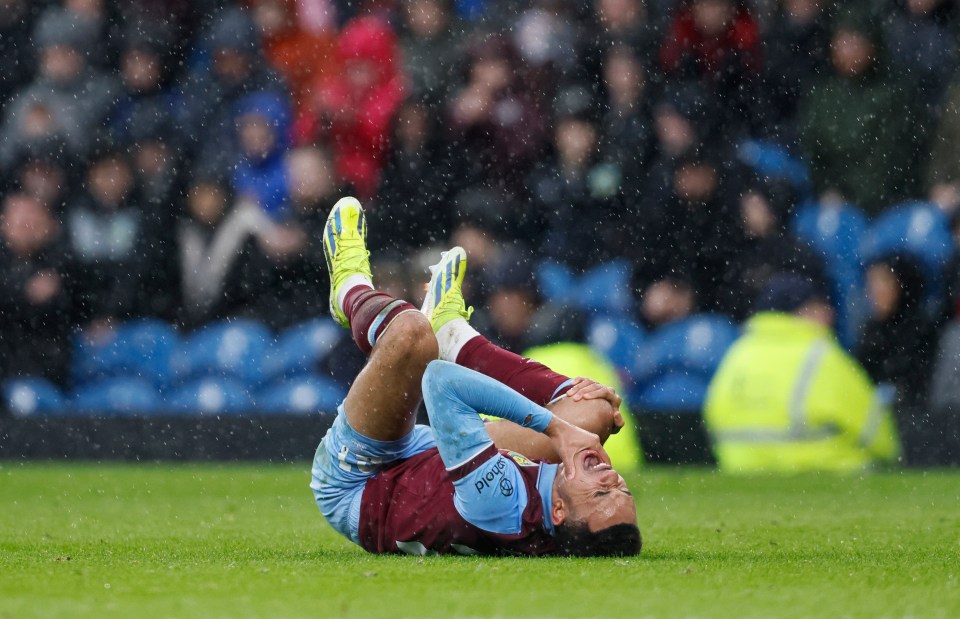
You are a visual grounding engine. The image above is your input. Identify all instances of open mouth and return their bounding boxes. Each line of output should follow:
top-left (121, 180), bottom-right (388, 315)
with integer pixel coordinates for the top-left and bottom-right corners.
top-left (581, 450), bottom-right (611, 472)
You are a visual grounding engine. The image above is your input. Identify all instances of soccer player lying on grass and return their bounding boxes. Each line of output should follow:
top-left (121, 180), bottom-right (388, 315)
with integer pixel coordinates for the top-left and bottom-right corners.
top-left (311, 197), bottom-right (640, 557)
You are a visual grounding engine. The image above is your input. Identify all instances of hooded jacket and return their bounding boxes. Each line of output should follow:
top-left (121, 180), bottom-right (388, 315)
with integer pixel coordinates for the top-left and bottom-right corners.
top-left (231, 92), bottom-right (292, 219)
top-left (293, 16), bottom-right (405, 198)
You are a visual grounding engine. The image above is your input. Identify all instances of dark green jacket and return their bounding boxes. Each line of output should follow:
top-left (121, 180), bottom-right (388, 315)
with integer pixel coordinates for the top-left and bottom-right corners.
top-left (800, 70), bottom-right (928, 214)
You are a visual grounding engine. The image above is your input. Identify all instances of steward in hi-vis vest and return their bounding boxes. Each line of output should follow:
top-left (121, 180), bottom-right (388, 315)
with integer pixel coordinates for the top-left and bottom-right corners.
top-left (704, 275), bottom-right (901, 473)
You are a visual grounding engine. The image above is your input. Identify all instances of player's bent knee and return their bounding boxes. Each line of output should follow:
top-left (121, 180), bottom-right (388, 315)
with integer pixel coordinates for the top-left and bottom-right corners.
top-left (386, 311), bottom-right (438, 363)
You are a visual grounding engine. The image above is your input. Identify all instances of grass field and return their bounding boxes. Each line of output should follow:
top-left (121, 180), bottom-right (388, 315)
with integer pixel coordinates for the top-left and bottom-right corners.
top-left (1, 463), bottom-right (958, 619)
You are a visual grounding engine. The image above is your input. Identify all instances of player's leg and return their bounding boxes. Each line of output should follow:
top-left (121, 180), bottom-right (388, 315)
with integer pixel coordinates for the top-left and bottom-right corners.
top-left (420, 248), bottom-right (616, 461)
top-left (324, 197), bottom-right (437, 441)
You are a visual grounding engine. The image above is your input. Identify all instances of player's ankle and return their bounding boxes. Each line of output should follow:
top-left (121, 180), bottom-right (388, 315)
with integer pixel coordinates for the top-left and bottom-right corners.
top-left (436, 319), bottom-right (480, 362)
top-left (336, 275), bottom-right (374, 316)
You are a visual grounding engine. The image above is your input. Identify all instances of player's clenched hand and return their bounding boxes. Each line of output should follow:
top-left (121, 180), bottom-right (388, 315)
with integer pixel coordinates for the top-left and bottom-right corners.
top-left (543, 417), bottom-right (611, 480)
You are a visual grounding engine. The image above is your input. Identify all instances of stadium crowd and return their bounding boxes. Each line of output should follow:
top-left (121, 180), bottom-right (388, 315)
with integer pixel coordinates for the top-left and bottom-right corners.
top-left (2, 0), bottom-right (960, 464)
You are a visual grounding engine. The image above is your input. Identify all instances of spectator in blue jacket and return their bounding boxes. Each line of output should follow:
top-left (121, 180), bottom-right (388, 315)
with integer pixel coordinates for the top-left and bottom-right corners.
top-left (232, 92), bottom-right (293, 220)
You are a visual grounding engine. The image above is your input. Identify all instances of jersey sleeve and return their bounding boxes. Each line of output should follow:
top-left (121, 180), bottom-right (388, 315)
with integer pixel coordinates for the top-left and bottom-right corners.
top-left (421, 361), bottom-right (552, 535)
top-left (447, 446), bottom-right (529, 535)
top-left (421, 360), bottom-right (554, 470)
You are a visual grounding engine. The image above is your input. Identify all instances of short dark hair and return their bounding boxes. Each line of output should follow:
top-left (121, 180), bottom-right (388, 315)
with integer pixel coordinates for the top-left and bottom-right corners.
top-left (555, 522), bottom-right (642, 558)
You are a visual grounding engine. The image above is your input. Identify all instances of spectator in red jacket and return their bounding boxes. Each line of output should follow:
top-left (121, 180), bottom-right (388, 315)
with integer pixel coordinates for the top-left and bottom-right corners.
top-left (294, 16), bottom-right (405, 198)
top-left (659, 0), bottom-right (762, 134)
top-left (248, 0), bottom-right (337, 112)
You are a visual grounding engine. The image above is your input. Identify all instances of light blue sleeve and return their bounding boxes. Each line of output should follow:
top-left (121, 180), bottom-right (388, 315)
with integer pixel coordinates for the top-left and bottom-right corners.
top-left (452, 454), bottom-right (528, 535)
top-left (421, 360), bottom-right (552, 534)
top-left (421, 360), bottom-right (554, 469)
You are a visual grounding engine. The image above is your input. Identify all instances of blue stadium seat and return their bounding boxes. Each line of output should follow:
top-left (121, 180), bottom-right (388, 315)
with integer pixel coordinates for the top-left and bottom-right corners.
top-left (632, 314), bottom-right (739, 385)
top-left (72, 377), bottom-right (162, 416)
top-left (72, 319), bottom-right (179, 388)
top-left (736, 139), bottom-right (812, 194)
top-left (632, 372), bottom-right (711, 413)
top-left (538, 261), bottom-right (576, 304)
top-left (2, 378), bottom-right (69, 418)
top-left (792, 200), bottom-right (871, 348)
top-left (586, 316), bottom-right (646, 372)
top-left (257, 375), bottom-right (346, 414)
top-left (167, 377), bottom-right (253, 415)
top-left (861, 202), bottom-right (955, 272)
top-left (792, 200), bottom-right (869, 280)
top-left (263, 318), bottom-right (345, 381)
top-left (537, 259), bottom-right (634, 315)
top-left (171, 319), bottom-right (271, 386)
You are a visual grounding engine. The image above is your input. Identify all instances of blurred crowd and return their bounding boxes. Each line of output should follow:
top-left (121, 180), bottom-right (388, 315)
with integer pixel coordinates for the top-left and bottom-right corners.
top-left (3, 0), bottom-right (960, 457)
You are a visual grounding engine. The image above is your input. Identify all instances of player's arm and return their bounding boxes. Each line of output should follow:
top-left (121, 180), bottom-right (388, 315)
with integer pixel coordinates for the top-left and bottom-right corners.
top-left (485, 378), bottom-right (625, 463)
top-left (421, 361), bottom-right (606, 533)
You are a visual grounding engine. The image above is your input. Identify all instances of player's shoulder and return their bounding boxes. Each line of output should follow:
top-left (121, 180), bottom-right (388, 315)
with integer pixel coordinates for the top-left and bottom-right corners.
top-left (499, 449), bottom-right (542, 468)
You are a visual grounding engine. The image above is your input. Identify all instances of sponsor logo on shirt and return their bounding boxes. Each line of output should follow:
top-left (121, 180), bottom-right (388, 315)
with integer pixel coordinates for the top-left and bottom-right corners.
top-left (475, 456), bottom-right (508, 495)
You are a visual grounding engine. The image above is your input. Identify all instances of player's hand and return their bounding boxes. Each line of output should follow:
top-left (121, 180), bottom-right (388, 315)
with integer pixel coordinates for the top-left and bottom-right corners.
top-left (544, 417), bottom-right (611, 480)
top-left (565, 378), bottom-right (624, 434)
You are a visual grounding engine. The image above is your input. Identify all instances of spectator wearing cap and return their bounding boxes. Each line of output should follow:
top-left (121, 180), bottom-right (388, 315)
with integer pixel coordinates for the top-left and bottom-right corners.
top-left (704, 273), bottom-right (901, 473)
top-left (0, 7), bottom-right (119, 169)
top-left (468, 248), bottom-right (544, 354)
top-left (855, 253), bottom-right (940, 464)
top-left (800, 5), bottom-right (930, 215)
top-left (0, 193), bottom-right (74, 384)
top-left (176, 6), bottom-right (288, 176)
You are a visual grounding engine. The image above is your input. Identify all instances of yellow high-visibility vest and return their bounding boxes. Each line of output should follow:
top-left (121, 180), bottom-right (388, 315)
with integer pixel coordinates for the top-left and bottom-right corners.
top-left (703, 313), bottom-right (900, 473)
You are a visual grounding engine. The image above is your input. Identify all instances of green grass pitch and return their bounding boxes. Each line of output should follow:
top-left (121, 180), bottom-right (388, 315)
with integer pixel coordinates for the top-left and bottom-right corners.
top-left (1, 463), bottom-right (958, 619)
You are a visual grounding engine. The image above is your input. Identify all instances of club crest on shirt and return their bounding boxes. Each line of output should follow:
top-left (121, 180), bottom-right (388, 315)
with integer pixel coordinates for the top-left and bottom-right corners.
top-left (505, 451), bottom-right (536, 467)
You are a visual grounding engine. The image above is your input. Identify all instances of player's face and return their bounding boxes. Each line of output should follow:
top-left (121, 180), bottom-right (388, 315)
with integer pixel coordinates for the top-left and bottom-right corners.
top-left (555, 450), bottom-right (637, 531)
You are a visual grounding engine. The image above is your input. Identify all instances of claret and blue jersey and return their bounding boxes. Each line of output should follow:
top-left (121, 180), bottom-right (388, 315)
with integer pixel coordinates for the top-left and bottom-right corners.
top-left (310, 360), bottom-right (564, 555)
